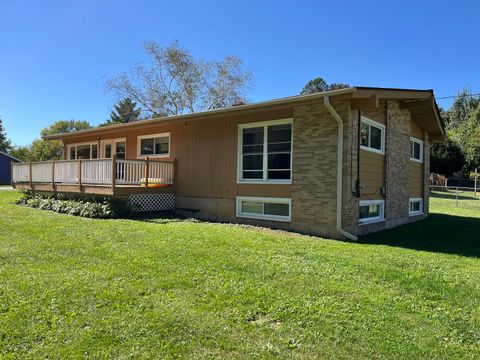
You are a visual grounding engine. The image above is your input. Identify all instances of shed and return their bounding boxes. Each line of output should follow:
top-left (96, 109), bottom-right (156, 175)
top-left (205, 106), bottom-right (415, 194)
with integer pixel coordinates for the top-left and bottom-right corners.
top-left (0, 151), bottom-right (22, 184)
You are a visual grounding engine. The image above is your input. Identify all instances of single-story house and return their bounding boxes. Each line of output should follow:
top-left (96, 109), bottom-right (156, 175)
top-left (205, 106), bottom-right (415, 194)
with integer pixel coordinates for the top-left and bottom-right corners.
top-left (12, 87), bottom-right (445, 239)
top-left (0, 151), bottom-right (22, 184)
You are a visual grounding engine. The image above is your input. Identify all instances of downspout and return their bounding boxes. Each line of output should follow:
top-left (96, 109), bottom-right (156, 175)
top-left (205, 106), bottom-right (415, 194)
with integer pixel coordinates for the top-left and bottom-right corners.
top-left (323, 96), bottom-right (358, 241)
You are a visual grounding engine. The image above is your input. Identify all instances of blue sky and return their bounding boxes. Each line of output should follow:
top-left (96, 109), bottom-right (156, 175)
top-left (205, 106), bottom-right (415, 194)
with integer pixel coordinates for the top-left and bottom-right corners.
top-left (1, 0), bottom-right (479, 145)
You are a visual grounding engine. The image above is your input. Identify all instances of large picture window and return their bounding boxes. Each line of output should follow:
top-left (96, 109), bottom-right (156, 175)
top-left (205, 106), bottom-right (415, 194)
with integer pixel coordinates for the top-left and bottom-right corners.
top-left (68, 143), bottom-right (98, 160)
top-left (238, 119), bottom-right (292, 183)
top-left (137, 133), bottom-right (170, 158)
top-left (360, 117), bottom-right (385, 154)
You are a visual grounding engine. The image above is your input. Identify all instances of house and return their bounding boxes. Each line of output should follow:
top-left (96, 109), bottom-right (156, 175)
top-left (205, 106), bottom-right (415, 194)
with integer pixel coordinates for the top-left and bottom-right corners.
top-left (0, 151), bottom-right (22, 185)
top-left (11, 87), bottom-right (445, 239)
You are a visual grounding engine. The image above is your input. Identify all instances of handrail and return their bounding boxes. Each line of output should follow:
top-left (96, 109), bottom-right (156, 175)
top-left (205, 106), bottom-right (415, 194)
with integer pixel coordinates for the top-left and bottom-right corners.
top-left (12, 158), bottom-right (175, 187)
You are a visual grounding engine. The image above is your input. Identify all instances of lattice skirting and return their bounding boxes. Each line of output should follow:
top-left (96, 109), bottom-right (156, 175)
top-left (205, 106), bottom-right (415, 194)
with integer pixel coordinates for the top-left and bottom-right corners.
top-left (128, 193), bottom-right (175, 212)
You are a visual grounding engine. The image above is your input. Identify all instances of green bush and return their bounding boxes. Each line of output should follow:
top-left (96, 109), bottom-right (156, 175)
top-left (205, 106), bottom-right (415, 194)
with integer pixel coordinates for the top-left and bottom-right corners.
top-left (17, 192), bottom-right (135, 219)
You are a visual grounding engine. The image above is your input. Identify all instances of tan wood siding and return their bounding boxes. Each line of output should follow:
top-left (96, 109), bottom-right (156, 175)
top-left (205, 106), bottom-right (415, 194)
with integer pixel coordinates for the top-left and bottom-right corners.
top-left (61, 108), bottom-right (293, 200)
top-left (360, 149), bottom-right (385, 200)
top-left (409, 162), bottom-right (423, 197)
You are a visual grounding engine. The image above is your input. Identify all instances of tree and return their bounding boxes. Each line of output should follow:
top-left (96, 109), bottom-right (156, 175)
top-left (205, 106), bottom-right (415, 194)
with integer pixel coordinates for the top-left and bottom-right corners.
top-left (443, 89), bottom-right (480, 130)
top-left (105, 41), bottom-right (253, 118)
top-left (431, 139), bottom-right (466, 177)
top-left (101, 98), bottom-right (142, 126)
top-left (0, 117), bottom-right (12, 152)
top-left (15, 120), bottom-right (92, 161)
top-left (300, 77), bottom-right (350, 95)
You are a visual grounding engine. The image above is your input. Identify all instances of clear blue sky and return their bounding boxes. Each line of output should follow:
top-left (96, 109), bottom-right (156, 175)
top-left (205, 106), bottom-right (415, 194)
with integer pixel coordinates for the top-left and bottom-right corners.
top-left (1, 0), bottom-right (479, 145)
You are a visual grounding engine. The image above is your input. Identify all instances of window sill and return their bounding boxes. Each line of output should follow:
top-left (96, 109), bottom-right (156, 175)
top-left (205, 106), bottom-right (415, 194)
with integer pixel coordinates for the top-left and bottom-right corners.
top-left (409, 158), bottom-right (423, 164)
top-left (236, 213), bottom-right (291, 223)
top-left (237, 180), bottom-right (292, 185)
top-left (137, 154), bottom-right (170, 159)
top-left (360, 145), bottom-right (384, 155)
top-left (409, 212), bottom-right (424, 217)
top-left (359, 218), bottom-right (385, 226)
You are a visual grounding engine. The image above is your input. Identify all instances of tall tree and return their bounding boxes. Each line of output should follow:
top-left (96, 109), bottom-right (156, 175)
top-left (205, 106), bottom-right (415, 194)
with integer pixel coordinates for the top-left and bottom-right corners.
top-left (101, 98), bottom-right (142, 126)
top-left (300, 77), bottom-right (350, 95)
top-left (430, 139), bottom-right (466, 177)
top-left (105, 41), bottom-right (253, 118)
top-left (0, 117), bottom-right (12, 152)
top-left (15, 120), bottom-right (92, 161)
top-left (443, 89), bottom-right (480, 130)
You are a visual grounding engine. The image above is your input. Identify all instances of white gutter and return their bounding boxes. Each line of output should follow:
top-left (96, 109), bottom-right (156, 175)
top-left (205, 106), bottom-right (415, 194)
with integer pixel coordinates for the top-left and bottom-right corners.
top-left (323, 96), bottom-right (358, 241)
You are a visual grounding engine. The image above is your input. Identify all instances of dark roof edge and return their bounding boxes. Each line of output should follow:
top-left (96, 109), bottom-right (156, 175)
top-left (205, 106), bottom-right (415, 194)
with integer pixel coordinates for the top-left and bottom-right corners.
top-left (0, 151), bottom-right (22, 162)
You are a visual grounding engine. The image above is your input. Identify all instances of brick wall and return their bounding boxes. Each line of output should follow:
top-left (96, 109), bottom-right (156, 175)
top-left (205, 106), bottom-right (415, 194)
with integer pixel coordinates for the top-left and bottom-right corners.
top-left (290, 103), bottom-right (339, 237)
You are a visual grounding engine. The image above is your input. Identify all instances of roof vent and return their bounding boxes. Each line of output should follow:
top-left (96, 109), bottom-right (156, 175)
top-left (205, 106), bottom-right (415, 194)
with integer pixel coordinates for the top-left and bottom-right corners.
top-left (232, 101), bottom-right (246, 107)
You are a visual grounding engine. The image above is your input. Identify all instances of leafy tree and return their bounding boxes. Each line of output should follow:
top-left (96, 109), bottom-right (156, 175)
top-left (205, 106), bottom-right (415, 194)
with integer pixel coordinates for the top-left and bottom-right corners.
top-left (9, 145), bottom-right (31, 162)
top-left (443, 89), bottom-right (480, 130)
top-left (300, 77), bottom-right (350, 95)
top-left (430, 139), bottom-right (466, 177)
top-left (101, 98), bottom-right (142, 126)
top-left (15, 120), bottom-right (92, 161)
top-left (0, 117), bottom-right (12, 152)
top-left (105, 41), bottom-right (253, 117)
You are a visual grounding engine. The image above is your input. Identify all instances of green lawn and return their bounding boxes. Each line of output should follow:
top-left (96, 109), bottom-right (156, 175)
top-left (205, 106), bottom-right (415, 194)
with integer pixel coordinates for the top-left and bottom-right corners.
top-left (1, 191), bottom-right (479, 359)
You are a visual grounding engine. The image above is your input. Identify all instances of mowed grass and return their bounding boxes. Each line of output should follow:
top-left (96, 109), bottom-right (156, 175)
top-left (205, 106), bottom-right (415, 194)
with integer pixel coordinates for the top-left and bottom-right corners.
top-left (1, 191), bottom-right (480, 359)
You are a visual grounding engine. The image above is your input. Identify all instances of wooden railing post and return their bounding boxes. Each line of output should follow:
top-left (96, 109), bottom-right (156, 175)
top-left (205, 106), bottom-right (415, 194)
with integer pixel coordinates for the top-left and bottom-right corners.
top-left (29, 162), bottom-right (33, 189)
top-left (51, 160), bottom-right (55, 190)
top-left (111, 154), bottom-right (117, 191)
top-left (78, 159), bottom-right (82, 191)
top-left (144, 157), bottom-right (149, 188)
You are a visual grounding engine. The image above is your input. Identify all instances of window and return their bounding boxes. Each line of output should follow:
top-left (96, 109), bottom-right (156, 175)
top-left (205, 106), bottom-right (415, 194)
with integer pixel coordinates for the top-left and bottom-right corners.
top-left (137, 133), bottom-right (170, 158)
top-left (238, 119), bottom-right (292, 183)
top-left (116, 141), bottom-right (126, 159)
top-left (68, 143), bottom-right (98, 160)
top-left (360, 117), bottom-right (385, 154)
top-left (410, 138), bottom-right (423, 163)
top-left (409, 198), bottom-right (423, 216)
top-left (236, 197), bottom-right (291, 222)
top-left (359, 200), bottom-right (385, 224)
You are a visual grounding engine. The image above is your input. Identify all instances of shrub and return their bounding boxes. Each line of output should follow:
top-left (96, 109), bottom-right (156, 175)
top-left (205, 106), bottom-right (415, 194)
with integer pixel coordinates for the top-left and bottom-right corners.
top-left (17, 192), bottom-right (135, 219)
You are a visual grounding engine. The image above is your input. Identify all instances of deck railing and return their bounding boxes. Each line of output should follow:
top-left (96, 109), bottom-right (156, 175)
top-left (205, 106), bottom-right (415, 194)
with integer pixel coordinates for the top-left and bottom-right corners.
top-left (11, 157), bottom-right (174, 188)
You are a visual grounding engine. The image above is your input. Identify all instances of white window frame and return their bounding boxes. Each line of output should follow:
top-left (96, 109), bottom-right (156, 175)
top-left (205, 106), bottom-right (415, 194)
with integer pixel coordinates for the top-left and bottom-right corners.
top-left (360, 117), bottom-right (385, 155)
top-left (67, 142), bottom-right (98, 160)
top-left (137, 133), bottom-right (170, 158)
top-left (236, 196), bottom-right (291, 222)
top-left (359, 199), bottom-right (385, 225)
top-left (410, 137), bottom-right (424, 163)
top-left (237, 118), bottom-right (293, 184)
top-left (409, 198), bottom-right (424, 216)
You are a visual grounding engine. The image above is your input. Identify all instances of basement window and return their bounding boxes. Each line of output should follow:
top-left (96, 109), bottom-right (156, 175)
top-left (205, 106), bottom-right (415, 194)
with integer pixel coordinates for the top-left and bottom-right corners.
top-left (409, 198), bottom-right (423, 216)
top-left (236, 197), bottom-right (291, 222)
top-left (410, 138), bottom-right (423, 163)
top-left (359, 200), bottom-right (385, 224)
top-left (360, 117), bottom-right (385, 154)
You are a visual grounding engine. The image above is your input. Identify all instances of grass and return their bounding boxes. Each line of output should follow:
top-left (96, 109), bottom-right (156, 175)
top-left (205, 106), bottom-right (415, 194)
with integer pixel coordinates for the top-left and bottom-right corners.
top-left (0, 191), bottom-right (479, 359)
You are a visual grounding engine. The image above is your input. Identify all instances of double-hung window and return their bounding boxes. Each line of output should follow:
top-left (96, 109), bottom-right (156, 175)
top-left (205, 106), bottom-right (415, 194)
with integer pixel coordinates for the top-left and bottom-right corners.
top-left (238, 119), bottom-right (292, 183)
top-left (360, 117), bottom-right (385, 154)
top-left (410, 138), bottom-right (423, 163)
top-left (137, 133), bottom-right (170, 158)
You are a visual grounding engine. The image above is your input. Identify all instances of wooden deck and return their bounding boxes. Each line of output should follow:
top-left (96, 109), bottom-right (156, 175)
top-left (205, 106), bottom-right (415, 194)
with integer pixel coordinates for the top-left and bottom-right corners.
top-left (11, 157), bottom-right (175, 196)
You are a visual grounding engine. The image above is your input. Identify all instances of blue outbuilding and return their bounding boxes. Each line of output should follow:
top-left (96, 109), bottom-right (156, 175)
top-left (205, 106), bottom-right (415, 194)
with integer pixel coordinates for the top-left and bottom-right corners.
top-left (0, 151), bottom-right (22, 184)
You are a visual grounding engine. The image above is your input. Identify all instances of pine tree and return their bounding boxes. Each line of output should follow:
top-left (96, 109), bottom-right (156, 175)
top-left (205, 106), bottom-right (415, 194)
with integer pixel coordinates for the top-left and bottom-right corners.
top-left (0, 117), bottom-right (11, 152)
top-left (103, 98), bottom-right (142, 126)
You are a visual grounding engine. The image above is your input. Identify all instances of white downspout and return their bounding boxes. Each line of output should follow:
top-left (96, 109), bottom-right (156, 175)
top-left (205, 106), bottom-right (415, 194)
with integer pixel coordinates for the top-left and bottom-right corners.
top-left (323, 96), bottom-right (358, 241)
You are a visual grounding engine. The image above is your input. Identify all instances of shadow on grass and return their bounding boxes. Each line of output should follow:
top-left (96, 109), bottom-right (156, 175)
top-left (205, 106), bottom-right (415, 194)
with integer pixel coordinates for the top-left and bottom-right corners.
top-left (360, 214), bottom-right (480, 258)
top-left (431, 192), bottom-right (479, 201)
top-left (129, 210), bottom-right (199, 224)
